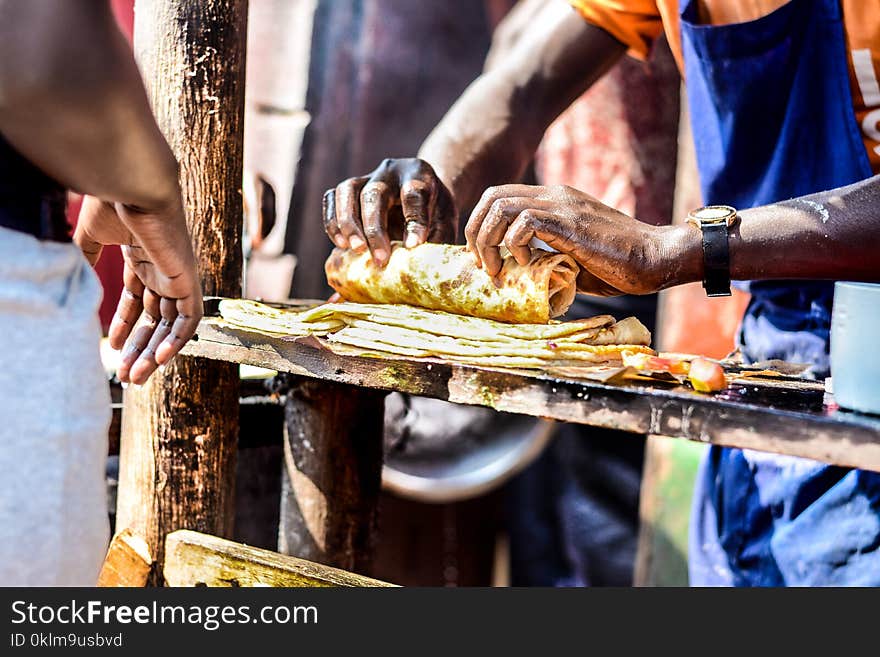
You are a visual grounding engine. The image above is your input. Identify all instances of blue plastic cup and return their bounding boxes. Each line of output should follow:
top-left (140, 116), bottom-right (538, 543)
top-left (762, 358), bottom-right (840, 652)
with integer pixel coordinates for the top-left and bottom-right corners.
top-left (831, 282), bottom-right (880, 414)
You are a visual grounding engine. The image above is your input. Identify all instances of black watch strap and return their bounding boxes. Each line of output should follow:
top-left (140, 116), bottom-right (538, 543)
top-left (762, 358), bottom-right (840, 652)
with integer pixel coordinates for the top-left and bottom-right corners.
top-left (701, 221), bottom-right (731, 297)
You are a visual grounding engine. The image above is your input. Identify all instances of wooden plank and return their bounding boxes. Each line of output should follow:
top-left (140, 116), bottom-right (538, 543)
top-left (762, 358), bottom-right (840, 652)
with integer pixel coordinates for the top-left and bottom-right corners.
top-left (164, 530), bottom-right (395, 587)
top-left (181, 318), bottom-right (880, 472)
top-left (97, 529), bottom-right (153, 587)
top-left (116, 0), bottom-right (247, 585)
top-left (278, 378), bottom-right (384, 574)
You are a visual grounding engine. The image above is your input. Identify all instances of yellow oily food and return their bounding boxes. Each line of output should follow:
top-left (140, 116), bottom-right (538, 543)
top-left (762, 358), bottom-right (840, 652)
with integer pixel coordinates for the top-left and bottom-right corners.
top-left (325, 242), bottom-right (579, 324)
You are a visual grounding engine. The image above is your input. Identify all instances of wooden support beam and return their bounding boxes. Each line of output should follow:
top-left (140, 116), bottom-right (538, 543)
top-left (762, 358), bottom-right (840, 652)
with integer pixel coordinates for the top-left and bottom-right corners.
top-left (164, 530), bottom-right (395, 587)
top-left (278, 378), bottom-right (385, 574)
top-left (116, 0), bottom-right (248, 584)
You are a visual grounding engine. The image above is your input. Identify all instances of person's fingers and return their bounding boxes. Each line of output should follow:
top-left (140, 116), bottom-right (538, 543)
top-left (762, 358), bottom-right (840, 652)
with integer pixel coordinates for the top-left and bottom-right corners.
top-left (73, 222), bottom-right (103, 266)
top-left (159, 296), bottom-right (179, 321)
top-left (503, 210), bottom-right (624, 297)
top-left (465, 187), bottom-right (498, 259)
top-left (128, 314), bottom-right (173, 385)
top-left (400, 178), bottom-right (433, 248)
top-left (502, 209), bottom-right (558, 266)
top-left (142, 288), bottom-right (162, 325)
top-left (360, 179), bottom-right (396, 265)
top-left (128, 292), bottom-right (192, 383)
top-left (475, 197), bottom-right (549, 276)
top-left (335, 176), bottom-right (369, 252)
top-left (116, 314), bottom-right (158, 383)
top-left (476, 198), bottom-right (521, 276)
top-left (117, 287), bottom-right (162, 382)
top-left (322, 189), bottom-right (347, 249)
top-left (154, 294), bottom-right (202, 366)
top-left (465, 185), bottom-right (540, 262)
top-left (108, 267), bottom-right (145, 350)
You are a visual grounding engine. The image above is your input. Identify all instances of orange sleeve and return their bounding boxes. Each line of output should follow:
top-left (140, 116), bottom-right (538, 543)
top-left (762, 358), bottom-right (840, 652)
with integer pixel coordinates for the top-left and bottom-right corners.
top-left (568, 0), bottom-right (664, 60)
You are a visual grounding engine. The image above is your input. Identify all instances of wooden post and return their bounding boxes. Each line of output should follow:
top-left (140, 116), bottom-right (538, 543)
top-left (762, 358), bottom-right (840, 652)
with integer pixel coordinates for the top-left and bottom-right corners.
top-left (116, 0), bottom-right (247, 585)
top-left (278, 378), bottom-right (385, 574)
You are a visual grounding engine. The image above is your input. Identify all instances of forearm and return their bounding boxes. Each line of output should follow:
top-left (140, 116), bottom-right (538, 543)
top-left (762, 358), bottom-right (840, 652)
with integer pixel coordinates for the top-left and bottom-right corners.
top-left (663, 176), bottom-right (880, 287)
top-left (0, 1), bottom-right (179, 210)
top-left (417, 73), bottom-right (539, 214)
top-left (418, 8), bottom-right (625, 214)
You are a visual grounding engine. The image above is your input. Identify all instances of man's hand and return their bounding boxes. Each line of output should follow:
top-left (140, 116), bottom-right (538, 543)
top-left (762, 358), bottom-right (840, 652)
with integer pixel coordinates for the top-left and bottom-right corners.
top-left (74, 195), bottom-right (203, 385)
top-left (323, 158), bottom-right (457, 266)
top-left (465, 184), bottom-right (697, 296)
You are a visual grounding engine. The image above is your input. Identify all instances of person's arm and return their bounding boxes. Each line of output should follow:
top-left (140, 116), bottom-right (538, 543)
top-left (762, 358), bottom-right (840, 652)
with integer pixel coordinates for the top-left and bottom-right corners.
top-left (463, 177), bottom-right (880, 295)
top-left (680, 177), bottom-right (880, 285)
top-left (418, 3), bottom-right (625, 215)
top-left (0, 0), bottom-right (202, 384)
top-left (0, 1), bottom-right (178, 207)
top-left (323, 3), bottom-right (626, 265)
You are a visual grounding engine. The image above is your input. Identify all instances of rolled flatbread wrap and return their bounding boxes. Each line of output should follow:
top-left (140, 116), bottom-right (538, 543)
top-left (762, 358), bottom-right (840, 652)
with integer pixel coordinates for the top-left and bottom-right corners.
top-left (325, 242), bottom-right (579, 324)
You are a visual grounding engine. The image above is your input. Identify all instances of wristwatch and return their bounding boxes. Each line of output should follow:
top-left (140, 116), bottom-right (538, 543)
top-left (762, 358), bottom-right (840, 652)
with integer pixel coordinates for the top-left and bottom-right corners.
top-left (686, 205), bottom-right (738, 297)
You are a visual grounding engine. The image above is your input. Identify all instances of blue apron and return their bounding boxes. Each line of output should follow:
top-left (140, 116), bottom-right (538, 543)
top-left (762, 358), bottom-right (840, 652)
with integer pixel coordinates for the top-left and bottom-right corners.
top-left (680, 0), bottom-right (880, 585)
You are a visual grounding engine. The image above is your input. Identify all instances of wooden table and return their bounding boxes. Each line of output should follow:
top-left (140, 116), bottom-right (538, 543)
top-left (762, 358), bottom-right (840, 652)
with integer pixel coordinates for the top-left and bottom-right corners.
top-left (179, 305), bottom-right (880, 574)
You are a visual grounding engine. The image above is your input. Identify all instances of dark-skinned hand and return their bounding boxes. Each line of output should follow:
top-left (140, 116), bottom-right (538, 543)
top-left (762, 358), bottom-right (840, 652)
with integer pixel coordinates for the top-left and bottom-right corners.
top-left (323, 158), bottom-right (457, 266)
top-left (465, 184), bottom-right (692, 296)
top-left (74, 194), bottom-right (203, 385)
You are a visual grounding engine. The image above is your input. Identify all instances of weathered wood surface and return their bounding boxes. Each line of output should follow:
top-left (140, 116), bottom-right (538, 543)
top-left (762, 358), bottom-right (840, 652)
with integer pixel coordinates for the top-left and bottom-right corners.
top-left (116, 0), bottom-right (247, 585)
top-left (278, 378), bottom-right (384, 574)
top-left (164, 530), bottom-right (395, 587)
top-left (181, 316), bottom-right (880, 472)
top-left (97, 529), bottom-right (153, 588)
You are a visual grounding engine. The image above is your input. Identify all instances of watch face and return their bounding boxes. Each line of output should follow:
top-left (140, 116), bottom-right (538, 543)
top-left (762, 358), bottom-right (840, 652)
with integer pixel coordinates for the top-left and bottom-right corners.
top-left (690, 205), bottom-right (737, 225)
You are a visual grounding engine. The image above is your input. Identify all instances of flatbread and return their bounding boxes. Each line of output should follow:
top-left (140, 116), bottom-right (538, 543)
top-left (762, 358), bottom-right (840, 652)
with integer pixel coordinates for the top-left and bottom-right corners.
top-left (218, 299), bottom-right (344, 335)
top-left (326, 322), bottom-right (652, 367)
top-left (217, 299), bottom-right (653, 370)
top-left (298, 302), bottom-right (615, 342)
top-left (325, 242), bottom-right (579, 323)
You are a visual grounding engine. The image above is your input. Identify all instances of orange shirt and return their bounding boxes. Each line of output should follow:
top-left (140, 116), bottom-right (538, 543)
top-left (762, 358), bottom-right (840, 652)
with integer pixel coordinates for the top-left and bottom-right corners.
top-left (570, 0), bottom-right (880, 173)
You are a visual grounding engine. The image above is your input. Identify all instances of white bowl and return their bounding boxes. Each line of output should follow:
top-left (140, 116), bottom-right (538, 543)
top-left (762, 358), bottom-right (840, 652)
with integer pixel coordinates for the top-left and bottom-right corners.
top-left (831, 282), bottom-right (880, 415)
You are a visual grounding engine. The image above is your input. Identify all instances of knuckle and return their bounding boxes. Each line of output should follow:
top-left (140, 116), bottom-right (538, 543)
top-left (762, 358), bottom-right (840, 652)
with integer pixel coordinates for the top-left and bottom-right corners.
top-left (363, 224), bottom-right (384, 238)
top-left (401, 178), bottom-right (428, 196)
top-left (361, 183), bottom-right (388, 205)
top-left (415, 158), bottom-right (436, 176)
top-left (489, 198), bottom-right (511, 217)
top-left (337, 216), bottom-right (357, 233)
top-left (482, 186), bottom-right (500, 200)
top-left (549, 184), bottom-right (572, 198)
